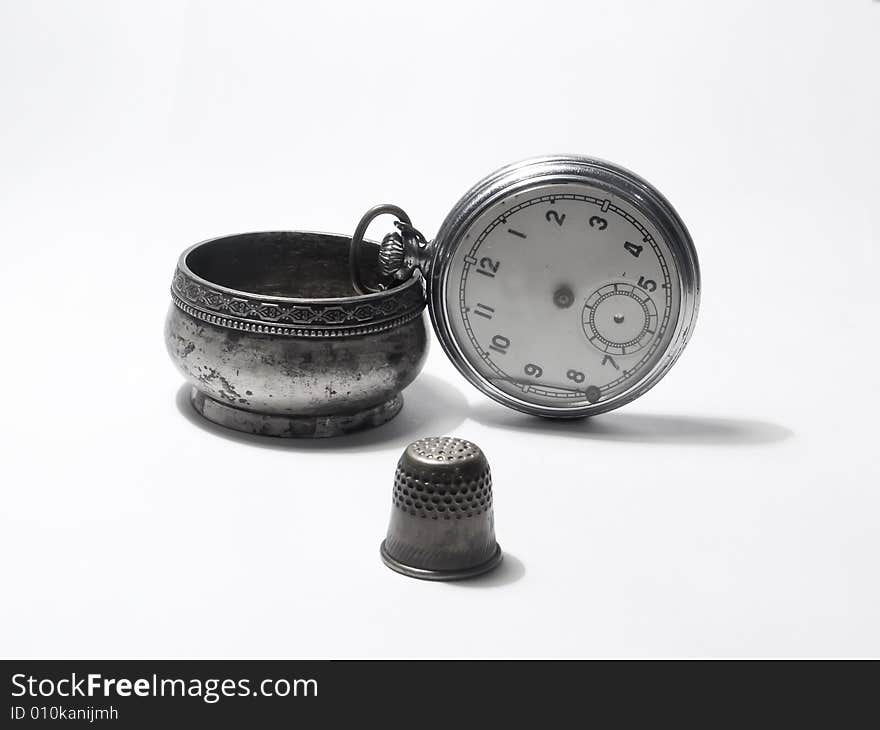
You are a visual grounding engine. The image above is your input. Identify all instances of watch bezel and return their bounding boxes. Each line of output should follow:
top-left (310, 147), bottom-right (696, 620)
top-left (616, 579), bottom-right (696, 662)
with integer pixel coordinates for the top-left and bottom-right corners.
top-left (426, 155), bottom-right (701, 418)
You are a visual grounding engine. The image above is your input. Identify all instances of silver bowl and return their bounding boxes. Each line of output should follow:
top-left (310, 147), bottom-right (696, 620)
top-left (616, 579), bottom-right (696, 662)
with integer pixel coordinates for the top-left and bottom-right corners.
top-left (165, 231), bottom-right (428, 437)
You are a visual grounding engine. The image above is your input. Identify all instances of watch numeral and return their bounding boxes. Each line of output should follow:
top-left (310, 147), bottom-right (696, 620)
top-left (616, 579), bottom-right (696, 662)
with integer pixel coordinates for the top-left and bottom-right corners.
top-left (474, 303), bottom-right (495, 319)
top-left (489, 334), bottom-right (510, 354)
top-left (624, 241), bottom-right (643, 257)
top-left (566, 369), bottom-right (586, 384)
top-left (545, 210), bottom-right (566, 226)
top-left (589, 216), bottom-right (608, 230)
top-left (637, 275), bottom-right (657, 292)
top-left (524, 363), bottom-right (543, 378)
top-left (477, 257), bottom-right (501, 277)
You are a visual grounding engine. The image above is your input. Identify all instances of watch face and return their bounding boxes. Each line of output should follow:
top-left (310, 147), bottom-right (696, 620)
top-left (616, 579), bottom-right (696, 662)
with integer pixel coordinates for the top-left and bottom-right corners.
top-left (430, 157), bottom-right (699, 417)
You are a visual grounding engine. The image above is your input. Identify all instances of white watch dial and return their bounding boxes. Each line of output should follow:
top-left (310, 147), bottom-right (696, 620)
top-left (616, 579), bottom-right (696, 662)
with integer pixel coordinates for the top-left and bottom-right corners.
top-left (440, 182), bottom-right (682, 413)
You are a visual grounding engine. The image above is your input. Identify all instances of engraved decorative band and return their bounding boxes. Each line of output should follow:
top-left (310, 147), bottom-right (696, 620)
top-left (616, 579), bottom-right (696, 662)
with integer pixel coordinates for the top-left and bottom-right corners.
top-left (171, 267), bottom-right (425, 336)
top-left (172, 294), bottom-right (424, 338)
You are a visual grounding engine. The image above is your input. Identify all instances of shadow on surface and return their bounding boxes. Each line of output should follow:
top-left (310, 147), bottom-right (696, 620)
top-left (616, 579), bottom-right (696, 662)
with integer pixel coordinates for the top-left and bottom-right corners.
top-left (448, 552), bottom-right (526, 589)
top-left (470, 403), bottom-right (793, 446)
top-left (174, 374), bottom-right (469, 452)
top-left (177, 375), bottom-right (792, 450)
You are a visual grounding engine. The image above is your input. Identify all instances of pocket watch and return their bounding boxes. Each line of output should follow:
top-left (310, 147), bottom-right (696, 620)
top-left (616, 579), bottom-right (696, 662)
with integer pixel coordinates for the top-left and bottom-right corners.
top-left (350, 155), bottom-right (700, 418)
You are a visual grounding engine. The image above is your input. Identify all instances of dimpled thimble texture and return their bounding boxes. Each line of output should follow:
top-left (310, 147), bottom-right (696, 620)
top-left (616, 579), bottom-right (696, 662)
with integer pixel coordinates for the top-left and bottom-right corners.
top-left (380, 436), bottom-right (502, 580)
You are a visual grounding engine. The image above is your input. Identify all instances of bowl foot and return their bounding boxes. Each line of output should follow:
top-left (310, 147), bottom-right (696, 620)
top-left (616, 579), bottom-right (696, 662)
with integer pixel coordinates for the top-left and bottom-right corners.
top-left (189, 388), bottom-right (403, 438)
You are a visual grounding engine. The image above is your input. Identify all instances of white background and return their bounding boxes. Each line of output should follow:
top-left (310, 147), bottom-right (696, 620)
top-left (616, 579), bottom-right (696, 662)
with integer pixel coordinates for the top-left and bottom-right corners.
top-left (1, 0), bottom-right (877, 658)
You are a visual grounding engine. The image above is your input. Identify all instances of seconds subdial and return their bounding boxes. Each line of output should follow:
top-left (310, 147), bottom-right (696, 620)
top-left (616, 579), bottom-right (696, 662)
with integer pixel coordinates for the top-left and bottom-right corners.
top-left (582, 282), bottom-right (659, 355)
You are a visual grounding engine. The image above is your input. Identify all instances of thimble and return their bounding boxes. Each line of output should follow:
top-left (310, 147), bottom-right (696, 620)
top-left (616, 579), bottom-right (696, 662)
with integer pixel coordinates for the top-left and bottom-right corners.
top-left (381, 436), bottom-right (502, 580)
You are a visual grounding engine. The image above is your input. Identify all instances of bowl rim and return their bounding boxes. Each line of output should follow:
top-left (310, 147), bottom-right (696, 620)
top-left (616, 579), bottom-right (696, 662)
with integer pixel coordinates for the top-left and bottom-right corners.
top-left (176, 229), bottom-right (422, 305)
top-left (170, 230), bottom-right (426, 338)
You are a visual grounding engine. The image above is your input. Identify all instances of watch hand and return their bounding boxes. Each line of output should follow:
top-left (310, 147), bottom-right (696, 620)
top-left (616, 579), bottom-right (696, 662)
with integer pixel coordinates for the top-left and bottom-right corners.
top-left (488, 377), bottom-right (587, 394)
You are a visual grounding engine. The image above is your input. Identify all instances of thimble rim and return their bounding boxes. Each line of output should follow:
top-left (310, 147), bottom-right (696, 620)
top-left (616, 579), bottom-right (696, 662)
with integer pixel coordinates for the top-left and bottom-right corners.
top-left (380, 541), bottom-right (502, 582)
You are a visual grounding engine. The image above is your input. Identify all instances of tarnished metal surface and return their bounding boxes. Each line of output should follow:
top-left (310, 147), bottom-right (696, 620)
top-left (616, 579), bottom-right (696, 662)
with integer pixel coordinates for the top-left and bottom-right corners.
top-left (165, 231), bottom-right (428, 437)
top-left (381, 437), bottom-right (502, 580)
